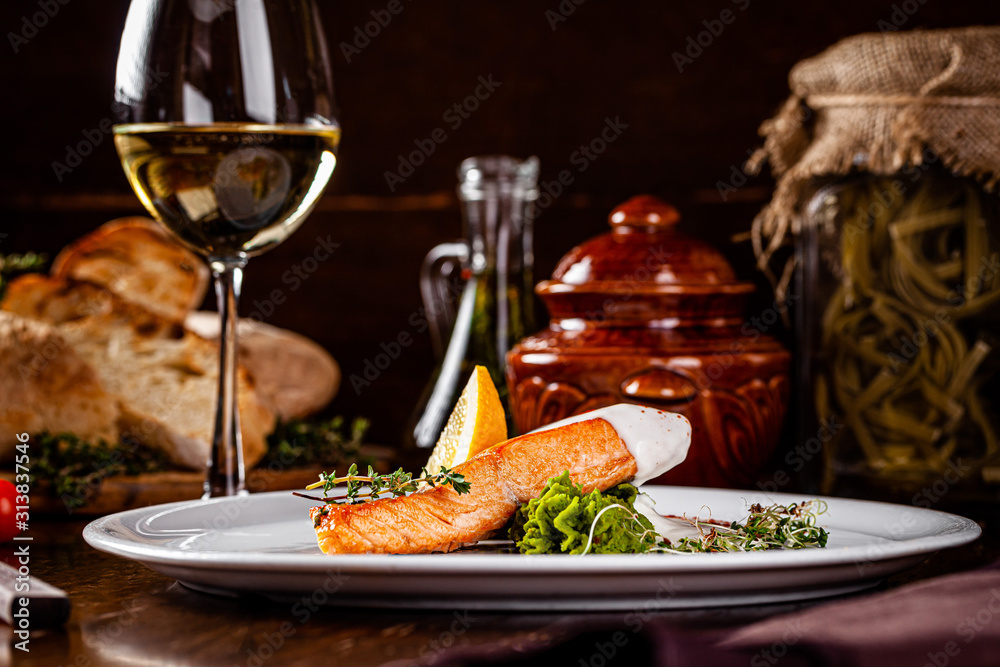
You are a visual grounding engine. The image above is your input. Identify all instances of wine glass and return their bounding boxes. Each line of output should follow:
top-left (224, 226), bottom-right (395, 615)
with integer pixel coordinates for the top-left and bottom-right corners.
top-left (112, 0), bottom-right (339, 498)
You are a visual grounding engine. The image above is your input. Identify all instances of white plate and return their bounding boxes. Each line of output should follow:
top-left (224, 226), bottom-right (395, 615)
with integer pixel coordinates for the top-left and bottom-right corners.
top-left (83, 486), bottom-right (981, 610)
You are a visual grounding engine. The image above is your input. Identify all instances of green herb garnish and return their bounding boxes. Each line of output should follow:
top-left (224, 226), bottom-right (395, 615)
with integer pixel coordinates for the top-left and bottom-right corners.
top-left (29, 416), bottom-right (369, 511)
top-left (660, 500), bottom-right (829, 553)
top-left (0, 251), bottom-right (48, 301)
top-left (31, 432), bottom-right (166, 510)
top-left (297, 463), bottom-right (470, 505)
top-left (263, 416), bottom-right (370, 468)
top-left (510, 472), bottom-right (829, 555)
top-left (509, 471), bottom-right (657, 554)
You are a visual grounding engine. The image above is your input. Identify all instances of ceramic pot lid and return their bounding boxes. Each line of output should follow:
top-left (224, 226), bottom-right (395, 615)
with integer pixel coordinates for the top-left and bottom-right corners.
top-left (536, 195), bottom-right (754, 325)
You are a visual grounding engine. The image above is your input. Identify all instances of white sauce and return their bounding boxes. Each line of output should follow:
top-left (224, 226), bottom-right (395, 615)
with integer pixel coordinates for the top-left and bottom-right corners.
top-left (529, 404), bottom-right (692, 486)
top-left (633, 493), bottom-right (703, 544)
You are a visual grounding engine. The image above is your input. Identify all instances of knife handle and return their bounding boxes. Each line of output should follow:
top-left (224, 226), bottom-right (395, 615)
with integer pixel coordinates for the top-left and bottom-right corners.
top-left (0, 560), bottom-right (70, 629)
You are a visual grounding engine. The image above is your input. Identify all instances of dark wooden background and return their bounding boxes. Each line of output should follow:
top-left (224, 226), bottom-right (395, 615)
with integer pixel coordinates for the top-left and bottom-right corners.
top-left (2, 0), bottom-right (999, 450)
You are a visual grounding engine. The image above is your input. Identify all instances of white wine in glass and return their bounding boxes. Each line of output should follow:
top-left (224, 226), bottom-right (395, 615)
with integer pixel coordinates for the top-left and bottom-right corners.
top-left (112, 0), bottom-right (339, 497)
top-left (115, 123), bottom-right (339, 257)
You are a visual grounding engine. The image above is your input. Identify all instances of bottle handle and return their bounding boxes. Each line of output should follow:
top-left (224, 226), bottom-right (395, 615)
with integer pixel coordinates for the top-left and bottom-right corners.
top-left (420, 241), bottom-right (469, 360)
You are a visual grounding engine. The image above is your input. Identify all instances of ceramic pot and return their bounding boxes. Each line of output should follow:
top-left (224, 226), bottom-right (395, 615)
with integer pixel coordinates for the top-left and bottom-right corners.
top-left (506, 195), bottom-right (790, 487)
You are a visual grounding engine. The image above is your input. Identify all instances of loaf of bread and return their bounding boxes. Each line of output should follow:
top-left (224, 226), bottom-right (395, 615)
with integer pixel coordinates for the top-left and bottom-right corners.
top-left (50, 217), bottom-right (209, 323)
top-left (2, 275), bottom-right (275, 470)
top-left (0, 311), bottom-right (119, 459)
top-left (1, 218), bottom-right (342, 471)
top-left (49, 218), bottom-right (341, 419)
top-left (186, 312), bottom-right (341, 420)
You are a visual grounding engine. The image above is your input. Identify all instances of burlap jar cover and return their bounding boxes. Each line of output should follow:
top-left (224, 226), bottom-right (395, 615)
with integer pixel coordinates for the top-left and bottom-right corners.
top-left (749, 26), bottom-right (1000, 300)
top-left (748, 27), bottom-right (1000, 485)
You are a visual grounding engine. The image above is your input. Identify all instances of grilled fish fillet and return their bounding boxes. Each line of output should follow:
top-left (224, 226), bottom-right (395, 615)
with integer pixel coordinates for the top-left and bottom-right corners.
top-left (312, 416), bottom-right (651, 555)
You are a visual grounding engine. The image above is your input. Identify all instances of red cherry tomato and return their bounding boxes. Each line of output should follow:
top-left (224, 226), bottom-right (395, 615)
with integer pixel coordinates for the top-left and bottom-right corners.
top-left (0, 480), bottom-right (21, 543)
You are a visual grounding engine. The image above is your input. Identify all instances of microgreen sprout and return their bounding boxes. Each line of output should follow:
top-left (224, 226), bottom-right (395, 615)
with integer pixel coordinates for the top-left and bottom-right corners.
top-left (576, 498), bottom-right (830, 555)
top-left (652, 500), bottom-right (829, 553)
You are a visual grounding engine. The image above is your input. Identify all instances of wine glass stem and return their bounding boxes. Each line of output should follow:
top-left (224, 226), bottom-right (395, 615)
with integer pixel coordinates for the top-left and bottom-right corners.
top-left (204, 259), bottom-right (248, 499)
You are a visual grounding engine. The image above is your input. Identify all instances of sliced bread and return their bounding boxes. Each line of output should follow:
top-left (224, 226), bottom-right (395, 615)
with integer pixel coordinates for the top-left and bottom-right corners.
top-left (2, 275), bottom-right (275, 470)
top-left (51, 217), bottom-right (210, 323)
top-left (0, 311), bottom-right (119, 460)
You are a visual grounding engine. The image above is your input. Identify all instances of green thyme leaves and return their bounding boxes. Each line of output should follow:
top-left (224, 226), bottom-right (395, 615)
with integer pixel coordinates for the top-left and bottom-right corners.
top-left (298, 464), bottom-right (470, 505)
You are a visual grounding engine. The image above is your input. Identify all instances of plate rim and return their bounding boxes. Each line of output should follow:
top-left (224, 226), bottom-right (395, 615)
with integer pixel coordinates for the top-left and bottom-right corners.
top-left (82, 485), bottom-right (982, 574)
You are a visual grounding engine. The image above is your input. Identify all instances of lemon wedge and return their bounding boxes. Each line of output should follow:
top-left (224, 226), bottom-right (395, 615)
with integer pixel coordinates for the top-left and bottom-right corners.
top-left (425, 365), bottom-right (508, 472)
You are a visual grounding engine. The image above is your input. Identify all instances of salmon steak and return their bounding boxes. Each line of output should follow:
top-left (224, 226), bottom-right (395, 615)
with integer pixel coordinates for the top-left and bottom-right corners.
top-left (310, 405), bottom-right (691, 555)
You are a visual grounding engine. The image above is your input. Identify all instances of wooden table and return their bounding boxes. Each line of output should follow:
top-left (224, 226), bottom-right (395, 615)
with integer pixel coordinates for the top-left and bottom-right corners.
top-left (5, 501), bottom-right (996, 667)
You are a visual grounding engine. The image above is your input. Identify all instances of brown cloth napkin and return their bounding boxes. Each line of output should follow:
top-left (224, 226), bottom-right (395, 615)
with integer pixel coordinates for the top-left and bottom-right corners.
top-left (412, 560), bottom-right (1000, 667)
top-left (714, 558), bottom-right (1000, 667)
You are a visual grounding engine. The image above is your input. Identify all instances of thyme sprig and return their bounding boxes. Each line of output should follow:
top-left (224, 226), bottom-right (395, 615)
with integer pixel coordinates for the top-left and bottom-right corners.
top-left (652, 500), bottom-right (829, 554)
top-left (263, 416), bottom-right (369, 469)
top-left (296, 463), bottom-right (471, 505)
top-left (31, 432), bottom-right (166, 510)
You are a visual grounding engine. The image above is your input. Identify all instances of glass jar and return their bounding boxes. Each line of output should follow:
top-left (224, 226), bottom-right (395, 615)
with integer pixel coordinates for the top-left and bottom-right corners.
top-left (798, 166), bottom-right (1000, 500)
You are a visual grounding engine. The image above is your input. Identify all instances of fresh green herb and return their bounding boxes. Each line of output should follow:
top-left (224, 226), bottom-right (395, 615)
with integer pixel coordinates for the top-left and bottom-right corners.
top-left (296, 463), bottom-right (471, 505)
top-left (263, 416), bottom-right (370, 469)
top-left (312, 505), bottom-right (331, 528)
top-left (509, 471), bottom-right (657, 554)
top-left (510, 472), bottom-right (830, 555)
top-left (660, 501), bottom-right (829, 553)
top-left (31, 432), bottom-right (166, 510)
top-left (0, 251), bottom-right (48, 301)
